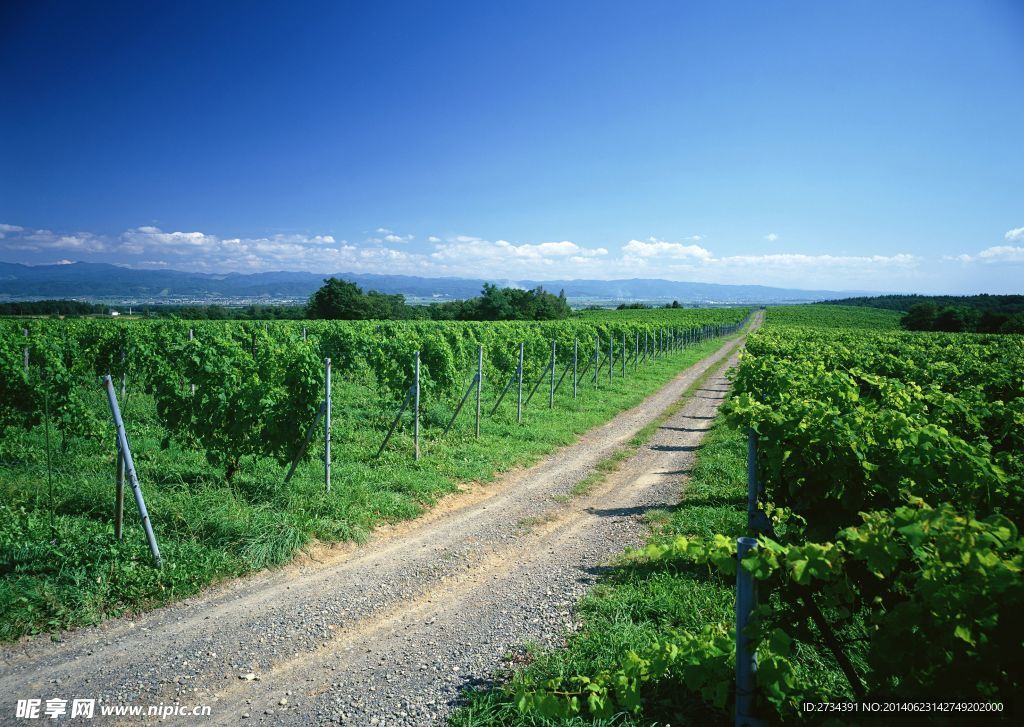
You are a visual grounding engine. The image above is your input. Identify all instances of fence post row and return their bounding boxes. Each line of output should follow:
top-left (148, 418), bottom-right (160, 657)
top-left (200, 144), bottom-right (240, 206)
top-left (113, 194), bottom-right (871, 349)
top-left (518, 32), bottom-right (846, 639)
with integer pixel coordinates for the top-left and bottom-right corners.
top-left (102, 375), bottom-right (161, 568)
top-left (735, 536), bottom-right (760, 727)
top-left (325, 358), bottom-right (332, 490)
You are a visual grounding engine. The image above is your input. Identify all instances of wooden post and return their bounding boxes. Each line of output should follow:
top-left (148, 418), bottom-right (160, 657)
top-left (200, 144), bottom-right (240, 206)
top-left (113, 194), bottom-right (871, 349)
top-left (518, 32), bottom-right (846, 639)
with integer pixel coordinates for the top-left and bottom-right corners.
top-left (594, 335), bottom-right (599, 387)
top-left (635, 331), bottom-right (639, 370)
top-left (325, 358), bottom-right (332, 491)
top-left (22, 327), bottom-right (28, 371)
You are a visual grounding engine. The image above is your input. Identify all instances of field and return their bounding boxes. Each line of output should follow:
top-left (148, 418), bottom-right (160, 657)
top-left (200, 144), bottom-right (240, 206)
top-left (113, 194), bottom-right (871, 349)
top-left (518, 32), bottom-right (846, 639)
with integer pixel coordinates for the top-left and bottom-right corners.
top-left (467, 303), bottom-right (1022, 724)
top-left (0, 308), bottom-right (748, 642)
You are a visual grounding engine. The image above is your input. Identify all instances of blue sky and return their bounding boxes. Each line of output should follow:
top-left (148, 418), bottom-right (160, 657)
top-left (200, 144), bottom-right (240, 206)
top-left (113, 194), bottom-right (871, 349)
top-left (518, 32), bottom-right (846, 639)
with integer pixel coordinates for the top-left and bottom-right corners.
top-left (1, 0), bottom-right (1021, 293)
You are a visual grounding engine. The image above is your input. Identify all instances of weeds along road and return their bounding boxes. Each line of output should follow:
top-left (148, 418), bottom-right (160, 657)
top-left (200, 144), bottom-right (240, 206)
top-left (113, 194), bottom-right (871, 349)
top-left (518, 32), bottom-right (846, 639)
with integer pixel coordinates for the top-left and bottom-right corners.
top-left (0, 311), bottom-right (763, 727)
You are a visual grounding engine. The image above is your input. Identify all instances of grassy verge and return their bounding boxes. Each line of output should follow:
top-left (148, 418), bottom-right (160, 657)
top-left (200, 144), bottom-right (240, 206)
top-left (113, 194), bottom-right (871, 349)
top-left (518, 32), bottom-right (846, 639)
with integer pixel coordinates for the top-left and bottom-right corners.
top-left (450, 402), bottom-right (858, 726)
top-left (449, 409), bottom-right (750, 727)
top-left (0, 334), bottom-right (742, 642)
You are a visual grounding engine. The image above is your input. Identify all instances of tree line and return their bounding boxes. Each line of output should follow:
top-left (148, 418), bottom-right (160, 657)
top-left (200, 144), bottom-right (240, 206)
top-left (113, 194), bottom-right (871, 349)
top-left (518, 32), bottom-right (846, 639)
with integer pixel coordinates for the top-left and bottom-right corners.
top-left (0, 280), bottom-right (573, 322)
top-left (305, 278), bottom-right (571, 321)
top-left (829, 294), bottom-right (1024, 333)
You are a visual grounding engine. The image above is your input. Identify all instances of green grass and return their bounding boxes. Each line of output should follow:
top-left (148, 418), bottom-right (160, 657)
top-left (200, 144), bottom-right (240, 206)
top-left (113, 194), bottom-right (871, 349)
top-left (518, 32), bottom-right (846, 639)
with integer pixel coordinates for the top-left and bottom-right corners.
top-left (0, 334), bottom-right (742, 642)
top-left (450, 405), bottom-right (858, 726)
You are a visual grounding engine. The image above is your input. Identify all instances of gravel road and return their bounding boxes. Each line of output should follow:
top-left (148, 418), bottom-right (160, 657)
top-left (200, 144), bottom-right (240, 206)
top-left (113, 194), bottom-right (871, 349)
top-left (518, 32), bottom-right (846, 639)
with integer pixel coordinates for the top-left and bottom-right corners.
top-left (0, 312), bottom-right (761, 726)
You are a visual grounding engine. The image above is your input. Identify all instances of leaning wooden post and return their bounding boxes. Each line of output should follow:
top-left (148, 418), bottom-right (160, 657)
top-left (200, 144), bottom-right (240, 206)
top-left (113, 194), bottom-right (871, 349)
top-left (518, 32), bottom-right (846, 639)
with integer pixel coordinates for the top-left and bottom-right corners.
top-left (414, 350), bottom-right (421, 458)
top-left (736, 536), bottom-right (760, 727)
top-left (549, 339), bottom-right (556, 408)
top-left (475, 345), bottom-right (483, 438)
top-left (102, 375), bottom-right (161, 567)
top-left (22, 327), bottom-right (29, 371)
top-left (325, 358), bottom-right (332, 491)
top-left (516, 342), bottom-right (524, 423)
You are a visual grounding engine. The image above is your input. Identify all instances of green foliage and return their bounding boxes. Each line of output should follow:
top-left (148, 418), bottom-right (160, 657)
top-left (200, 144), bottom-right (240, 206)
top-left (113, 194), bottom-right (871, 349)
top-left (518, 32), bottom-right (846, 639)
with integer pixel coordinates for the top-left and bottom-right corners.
top-left (501, 305), bottom-right (1022, 725)
top-left (0, 309), bottom-right (748, 642)
top-left (149, 328), bottom-right (323, 478)
top-left (306, 277), bottom-right (414, 320)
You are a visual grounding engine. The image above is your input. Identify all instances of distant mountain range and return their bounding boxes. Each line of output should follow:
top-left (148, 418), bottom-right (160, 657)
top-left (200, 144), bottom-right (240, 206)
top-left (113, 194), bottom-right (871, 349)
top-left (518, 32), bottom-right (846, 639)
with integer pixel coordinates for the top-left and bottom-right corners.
top-left (0, 261), bottom-right (873, 306)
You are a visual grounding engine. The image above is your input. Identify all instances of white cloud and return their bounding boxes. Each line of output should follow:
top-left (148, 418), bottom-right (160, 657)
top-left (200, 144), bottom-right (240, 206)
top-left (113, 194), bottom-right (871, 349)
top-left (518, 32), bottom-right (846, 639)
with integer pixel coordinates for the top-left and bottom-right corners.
top-left (0, 222), bottom-right (926, 287)
top-left (951, 245), bottom-right (1024, 264)
top-left (0, 223), bottom-right (24, 238)
top-left (427, 236), bottom-right (610, 276)
top-left (367, 227), bottom-right (413, 244)
top-left (622, 237), bottom-right (714, 261)
top-left (764, 233), bottom-right (779, 242)
top-left (3, 228), bottom-right (108, 252)
top-left (944, 228), bottom-right (1024, 265)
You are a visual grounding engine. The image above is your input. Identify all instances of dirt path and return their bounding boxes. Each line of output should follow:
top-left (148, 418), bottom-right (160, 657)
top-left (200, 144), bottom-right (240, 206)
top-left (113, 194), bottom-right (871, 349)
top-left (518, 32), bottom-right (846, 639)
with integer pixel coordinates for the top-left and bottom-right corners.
top-left (0, 312), bottom-right (761, 726)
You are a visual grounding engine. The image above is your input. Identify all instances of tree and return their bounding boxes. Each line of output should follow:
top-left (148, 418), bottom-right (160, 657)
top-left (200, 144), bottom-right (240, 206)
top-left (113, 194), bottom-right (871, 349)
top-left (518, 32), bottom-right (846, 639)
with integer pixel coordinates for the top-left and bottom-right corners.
top-left (934, 306), bottom-right (978, 333)
top-left (306, 278), bottom-right (372, 319)
top-left (1000, 313), bottom-right (1024, 334)
top-left (901, 302), bottom-right (939, 331)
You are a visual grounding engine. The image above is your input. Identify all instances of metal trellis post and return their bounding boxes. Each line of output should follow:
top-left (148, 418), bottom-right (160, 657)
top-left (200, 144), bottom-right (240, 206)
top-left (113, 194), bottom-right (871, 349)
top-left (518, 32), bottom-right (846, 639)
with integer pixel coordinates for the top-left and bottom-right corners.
top-left (102, 375), bottom-right (161, 568)
top-left (736, 536), bottom-right (761, 727)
